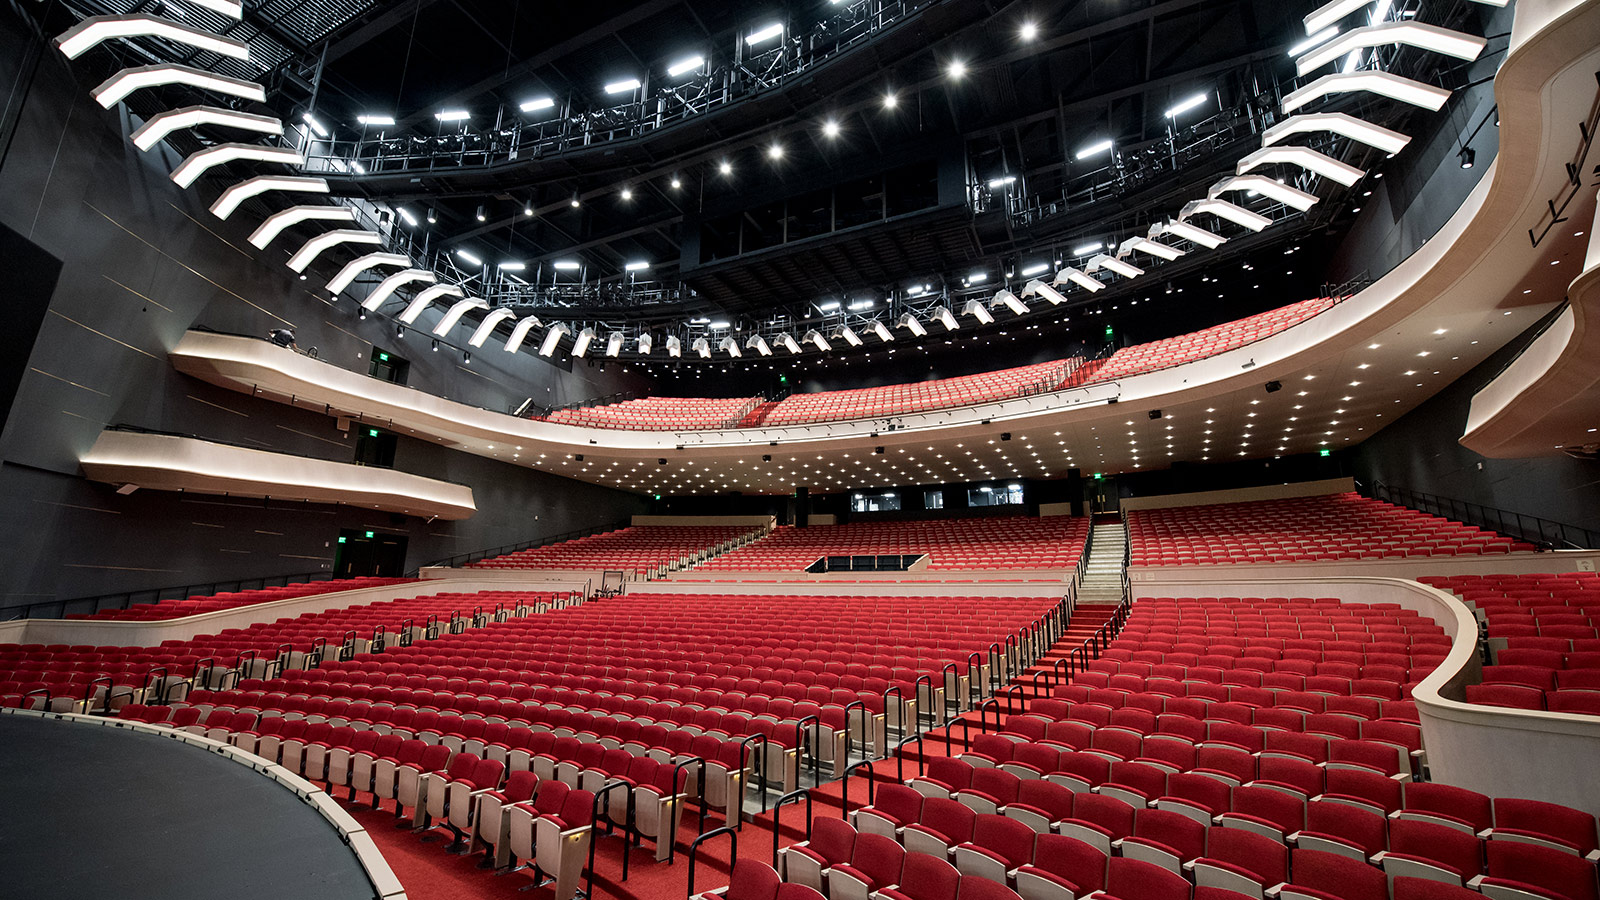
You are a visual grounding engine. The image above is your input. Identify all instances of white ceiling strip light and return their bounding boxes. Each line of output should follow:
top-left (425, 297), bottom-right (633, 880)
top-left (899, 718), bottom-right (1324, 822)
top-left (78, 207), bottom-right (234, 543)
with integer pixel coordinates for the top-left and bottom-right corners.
top-left (210, 175), bottom-right (327, 220)
top-left (285, 229), bottom-right (382, 272)
top-left (1088, 253), bottom-right (1144, 279)
top-left (1180, 198), bottom-right (1274, 232)
top-left (1296, 21), bottom-right (1486, 75)
top-left (172, 143), bottom-right (303, 188)
top-left (1208, 175), bottom-right (1321, 211)
top-left (1304, 0), bottom-right (1506, 37)
top-left (432, 298), bottom-right (489, 336)
top-left (361, 269), bottom-right (436, 311)
top-left (1158, 220), bottom-right (1228, 249)
top-left (131, 106), bottom-right (282, 151)
top-left (468, 309), bottom-right (518, 347)
top-left (504, 316), bottom-right (543, 353)
top-left (1282, 71), bottom-right (1451, 114)
top-left (326, 252), bottom-right (410, 295)
top-left (1054, 267), bottom-right (1105, 293)
top-left (248, 205), bottom-right (356, 248)
top-left (179, 0), bottom-right (245, 18)
top-left (56, 14), bottom-right (250, 60)
top-left (93, 64), bottom-right (266, 108)
top-left (1238, 145), bottom-right (1366, 186)
top-left (1022, 281), bottom-right (1070, 305)
top-left (399, 284), bottom-right (464, 324)
top-left (1262, 112), bottom-right (1411, 155)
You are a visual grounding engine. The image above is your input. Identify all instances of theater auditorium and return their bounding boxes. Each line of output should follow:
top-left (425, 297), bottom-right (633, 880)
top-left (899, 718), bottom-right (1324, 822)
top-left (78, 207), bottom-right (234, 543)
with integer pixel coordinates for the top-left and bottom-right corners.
top-left (2, 1), bottom-right (1599, 899)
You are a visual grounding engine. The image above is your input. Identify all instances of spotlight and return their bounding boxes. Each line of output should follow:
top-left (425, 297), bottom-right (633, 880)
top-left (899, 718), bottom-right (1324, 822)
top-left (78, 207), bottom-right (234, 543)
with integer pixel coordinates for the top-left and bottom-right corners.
top-left (822, 119), bottom-right (840, 138)
top-left (1265, 381), bottom-right (1282, 393)
top-left (883, 91), bottom-right (898, 109)
top-left (474, 204), bottom-right (486, 222)
top-left (430, 339), bottom-right (439, 351)
top-left (767, 143), bottom-right (783, 160)
top-left (462, 351), bottom-right (470, 363)
top-left (1020, 21), bottom-right (1037, 41)
top-left (670, 175), bottom-right (682, 189)
top-left (718, 160), bottom-right (732, 175)
top-left (1148, 410), bottom-right (1162, 420)
top-left (1458, 147), bottom-right (1475, 169)
top-left (396, 324), bottom-right (404, 338)
top-left (947, 60), bottom-right (966, 79)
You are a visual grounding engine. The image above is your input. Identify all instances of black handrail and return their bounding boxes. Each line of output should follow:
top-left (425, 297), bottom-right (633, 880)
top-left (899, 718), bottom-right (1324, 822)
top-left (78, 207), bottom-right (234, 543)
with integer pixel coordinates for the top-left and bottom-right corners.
top-left (839, 760), bottom-right (877, 819)
top-left (1366, 480), bottom-right (1595, 550)
top-left (771, 789), bottom-right (813, 867)
top-left (685, 826), bottom-right (738, 900)
top-left (413, 520), bottom-right (632, 573)
top-left (894, 734), bottom-right (924, 782)
top-left (591, 779), bottom-right (634, 886)
top-left (1, 567), bottom-right (348, 621)
top-left (668, 756), bottom-right (705, 862)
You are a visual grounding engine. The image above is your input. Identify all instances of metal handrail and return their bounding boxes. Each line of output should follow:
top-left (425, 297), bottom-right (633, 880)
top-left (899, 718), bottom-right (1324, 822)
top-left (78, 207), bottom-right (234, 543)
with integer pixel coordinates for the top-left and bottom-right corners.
top-left (1366, 481), bottom-right (1595, 551)
top-left (412, 520), bottom-right (632, 572)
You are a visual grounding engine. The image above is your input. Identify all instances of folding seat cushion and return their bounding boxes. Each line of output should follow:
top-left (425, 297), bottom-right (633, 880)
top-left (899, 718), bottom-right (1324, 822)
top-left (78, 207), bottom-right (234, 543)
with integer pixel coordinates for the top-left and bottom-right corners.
top-left (281, 721), bottom-right (335, 775)
top-left (1117, 808), bottom-right (1207, 874)
top-left (954, 877), bottom-right (1023, 900)
top-left (956, 768), bottom-right (1022, 816)
top-left (1101, 856), bottom-right (1194, 900)
top-left (781, 817), bottom-right (856, 890)
top-left (507, 786), bottom-right (594, 900)
top-left (1153, 773), bottom-right (1232, 826)
top-left (1397, 783), bottom-right (1492, 834)
top-left (1488, 798), bottom-right (1600, 858)
top-left (1014, 834), bottom-right (1107, 900)
top-left (1392, 877), bottom-right (1489, 900)
top-left (827, 833), bottom-right (906, 900)
top-left (394, 743), bottom-right (455, 823)
top-left (904, 798), bottom-right (978, 859)
top-left (1251, 758), bottom-right (1323, 800)
top-left (1219, 786), bottom-right (1303, 843)
top-left (1191, 827), bottom-right (1289, 899)
top-left (1192, 746), bottom-right (1256, 787)
top-left (1293, 799), bottom-right (1387, 862)
top-left (1279, 849), bottom-right (1388, 900)
top-left (1002, 779), bottom-right (1075, 834)
top-left (345, 732), bottom-right (399, 798)
top-left (1471, 841), bottom-right (1600, 900)
top-left (1100, 761), bottom-right (1169, 808)
top-left (874, 851), bottom-right (962, 900)
top-left (1375, 819), bottom-right (1485, 887)
top-left (853, 784), bottom-right (924, 840)
top-left (477, 770), bottom-right (540, 869)
top-left (914, 758), bottom-right (976, 800)
top-left (1004, 743), bottom-right (1063, 781)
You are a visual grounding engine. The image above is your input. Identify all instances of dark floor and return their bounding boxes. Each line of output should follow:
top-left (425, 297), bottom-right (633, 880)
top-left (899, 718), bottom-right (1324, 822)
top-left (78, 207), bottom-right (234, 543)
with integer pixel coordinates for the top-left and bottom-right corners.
top-left (0, 715), bottom-right (376, 900)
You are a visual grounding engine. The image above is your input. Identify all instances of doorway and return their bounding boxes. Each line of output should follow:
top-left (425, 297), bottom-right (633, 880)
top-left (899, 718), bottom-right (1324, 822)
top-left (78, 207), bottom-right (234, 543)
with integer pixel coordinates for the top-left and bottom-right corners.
top-left (333, 528), bottom-right (409, 577)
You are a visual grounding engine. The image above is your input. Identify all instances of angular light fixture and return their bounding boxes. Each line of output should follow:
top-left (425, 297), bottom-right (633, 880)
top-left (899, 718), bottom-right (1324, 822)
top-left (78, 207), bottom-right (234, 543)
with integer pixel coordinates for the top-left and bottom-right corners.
top-left (1238, 145), bottom-right (1365, 186)
top-left (1119, 236), bottom-right (1186, 261)
top-left (131, 106), bottom-right (281, 151)
top-left (1054, 267), bottom-right (1105, 293)
top-left (57, 14), bottom-right (250, 60)
top-left (666, 335), bottom-right (683, 358)
top-left (285, 229), bottom-right (382, 273)
top-left (803, 330), bottom-right (831, 351)
top-left (745, 334), bottom-right (772, 356)
top-left (868, 321), bottom-right (894, 342)
top-left (171, 143), bottom-right (303, 188)
top-left (1262, 112), bottom-right (1410, 155)
top-left (361, 269), bottom-right (435, 311)
top-left (1180, 198), bottom-right (1273, 232)
top-left (1281, 70), bottom-right (1450, 114)
top-left (834, 325), bottom-right (863, 347)
top-left (1158, 220), bottom-right (1228, 249)
top-left (248, 205), bottom-right (356, 248)
top-left (605, 332), bottom-right (626, 357)
top-left (993, 289), bottom-right (1029, 316)
top-left (931, 307), bottom-right (960, 331)
top-left (1296, 21), bottom-right (1485, 76)
top-left (93, 63), bottom-right (265, 108)
top-left (433, 297), bottom-right (489, 336)
top-left (504, 316), bottom-right (542, 353)
top-left (962, 299), bottom-right (995, 325)
top-left (776, 333), bottom-right (802, 354)
top-left (399, 284), bottom-right (464, 324)
top-left (469, 309), bottom-right (518, 347)
top-left (1088, 253), bottom-right (1144, 279)
top-left (1302, 0), bottom-right (1503, 35)
top-left (637, 333), bottom-right (654, 356)
top-left (1022, 280), bottom-right (1069, 305)
top-left (691, 337), bottom-right (712, 358)
top-left (539, 323), bottom-right (570, 357)
top-left (1208, 175), bottom-right (1320, 211)
top-left (898, 313), bottom-right (927, 337)
top-left (717, 336), bottom-right (742, 358)
top-left (571, 328), bottom-right (597, 357)
top-left (326, 252), bottom-right (409, 295)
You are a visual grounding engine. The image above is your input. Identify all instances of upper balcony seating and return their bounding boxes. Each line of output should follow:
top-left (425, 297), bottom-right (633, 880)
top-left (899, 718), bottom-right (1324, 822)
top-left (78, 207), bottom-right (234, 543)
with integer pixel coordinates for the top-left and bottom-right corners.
top-left (0, 590), bottom-right (561, 712)
top-left (699, 516), bottom-right (1090, 572)
top-left (1420, 574), bottom-right (1600, 714)
top-left (67, 576), bottom-right (415, 621)
top-left (531, 296), bottom-right (1341, 433)
top-left (1128, 493), bottom-right (1540, 566)
top-left (468, 525), bottom-right (758, 576)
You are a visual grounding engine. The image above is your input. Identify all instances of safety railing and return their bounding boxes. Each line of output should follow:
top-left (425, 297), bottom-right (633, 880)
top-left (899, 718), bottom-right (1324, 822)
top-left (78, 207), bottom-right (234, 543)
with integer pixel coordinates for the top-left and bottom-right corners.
top-left (1367, 481), bottom-right (1595, 551)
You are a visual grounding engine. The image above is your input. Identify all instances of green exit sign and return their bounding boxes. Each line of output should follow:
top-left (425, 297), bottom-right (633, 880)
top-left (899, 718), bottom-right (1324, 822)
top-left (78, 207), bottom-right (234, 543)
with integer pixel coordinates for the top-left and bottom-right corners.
top-left (337, 536), bottom-right (346, 544)
top-left (1104, 325), bottom-right (1114, 339)
top-left (1320, 449), bottom-right (1331, 458)
top-left (364, 530), bottom-right (375, 538)
top-left (377, 352), bottom-right (389, 361)
top-left (1093, 472), bottom-right (1104, 480)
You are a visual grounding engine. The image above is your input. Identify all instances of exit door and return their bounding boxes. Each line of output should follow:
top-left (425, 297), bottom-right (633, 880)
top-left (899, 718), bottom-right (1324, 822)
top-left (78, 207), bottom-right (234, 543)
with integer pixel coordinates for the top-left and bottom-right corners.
top-left (1087, 477), bottom-right (1119, 514)
top-left (333, 529), bottom-right (409, 577)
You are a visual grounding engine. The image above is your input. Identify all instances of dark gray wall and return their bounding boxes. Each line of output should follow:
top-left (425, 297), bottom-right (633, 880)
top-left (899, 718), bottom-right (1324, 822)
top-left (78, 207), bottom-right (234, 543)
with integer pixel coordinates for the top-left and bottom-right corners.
top-left (0, 13), bottom-right (648, 610)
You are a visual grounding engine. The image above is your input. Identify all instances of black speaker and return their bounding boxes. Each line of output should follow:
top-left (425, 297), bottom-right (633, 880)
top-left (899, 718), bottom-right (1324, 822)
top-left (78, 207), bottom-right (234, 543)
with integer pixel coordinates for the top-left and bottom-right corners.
top-left (1148, 410), bottom-right (1162, 420)
top-left (762, 454), bottom-right (772, 462)
top-left (574, 454), bottom-right (584, 461)
top-left (1001, 433), bottom-right (1012, 441)
top-left (657, 458), bottom-right (666, 465)
top-left (874, 446), bottom-right (885, 454)
top-left (1265, 381), bottom-right (1282, 393)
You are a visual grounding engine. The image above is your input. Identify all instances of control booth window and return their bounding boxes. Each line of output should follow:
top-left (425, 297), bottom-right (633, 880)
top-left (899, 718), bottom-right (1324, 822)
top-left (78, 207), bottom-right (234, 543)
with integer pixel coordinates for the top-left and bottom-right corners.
top-left (851, 491), bottom-right (902, 512)
top-left (969, 483), bottom-right (1024, 507)
top-left (924, 489), bottom-right (944, 510)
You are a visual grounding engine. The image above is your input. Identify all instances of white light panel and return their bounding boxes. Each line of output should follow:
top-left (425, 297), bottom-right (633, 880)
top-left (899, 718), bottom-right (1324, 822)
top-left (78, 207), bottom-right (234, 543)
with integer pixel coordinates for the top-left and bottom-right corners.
top-left (325, 252), bottom-right (409, 294)
top-left (130, 106), bottom-right (280, 151)
top-left (1208, 175), bottom-right (1320, 211)
top-left (504, 316), bottom-right (542, 353)
top-left (399, 284), bottom-right (464, 324)
top-left (469, 309), bottom-right (518, 347)
top-left (1262, 112), bottom-right (1410, 155)
top-left (433, 298), bottom-right (488, 336)
top-left (1296, 21), bottom-right (1485, 75)
top-left (361, 269), bottom-right (435, 311)
top-left (248, 205), bottom-right (355, 249)
top-left (171, 143), bottom-right (303, 188)
top-left (1282, 71), bottom-right (1450, 114)
top-left (1180, 198), bottom-right (1273, 232)
top-left (210, 174), bottom-right (327, 219)
top-left (286, 229), bottom-right (382, 273)
top-left (1238, 145), bottom-right (1365, 186)
top-left (57, 14), bottom-right (250, 60)
top-left (94, 63), bottom-right (265, 108)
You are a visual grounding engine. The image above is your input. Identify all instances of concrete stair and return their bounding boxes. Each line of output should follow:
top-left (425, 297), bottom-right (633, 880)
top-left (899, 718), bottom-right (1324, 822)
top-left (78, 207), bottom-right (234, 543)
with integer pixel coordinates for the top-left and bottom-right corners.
top-left (1078, 521), bottom-right (1127, 605)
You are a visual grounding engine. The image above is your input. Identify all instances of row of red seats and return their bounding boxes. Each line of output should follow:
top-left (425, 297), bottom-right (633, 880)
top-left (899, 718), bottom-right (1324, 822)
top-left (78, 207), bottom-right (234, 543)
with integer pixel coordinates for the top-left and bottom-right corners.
top-left (700, 517), bottom-right (1090, 572)
top-left (545, 395), bottom-right (760, 431)
top-left (65, 576), bottom-right (415, 621)
top-left (469, 525), bottom-right (760, 572)
top-left (1129, 493), bottom-right (1539, 565)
